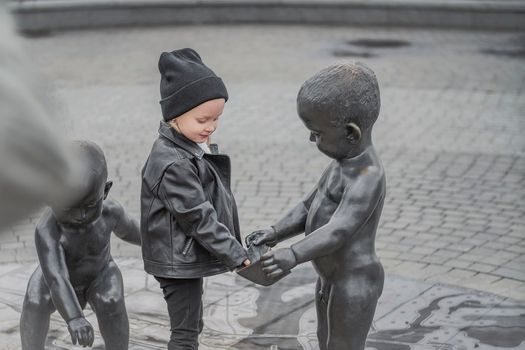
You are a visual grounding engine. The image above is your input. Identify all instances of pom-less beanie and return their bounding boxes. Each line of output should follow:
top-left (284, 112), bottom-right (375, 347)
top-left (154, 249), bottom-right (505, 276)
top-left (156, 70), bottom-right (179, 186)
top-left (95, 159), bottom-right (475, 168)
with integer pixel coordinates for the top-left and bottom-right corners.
top-left (159, 48), bottom-right (228, 121)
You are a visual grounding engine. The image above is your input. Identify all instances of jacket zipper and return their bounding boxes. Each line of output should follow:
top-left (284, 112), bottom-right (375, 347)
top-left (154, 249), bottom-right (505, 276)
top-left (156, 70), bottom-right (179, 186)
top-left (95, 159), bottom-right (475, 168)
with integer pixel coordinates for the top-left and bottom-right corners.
top-left (182, 237), bottom-right (194, 256)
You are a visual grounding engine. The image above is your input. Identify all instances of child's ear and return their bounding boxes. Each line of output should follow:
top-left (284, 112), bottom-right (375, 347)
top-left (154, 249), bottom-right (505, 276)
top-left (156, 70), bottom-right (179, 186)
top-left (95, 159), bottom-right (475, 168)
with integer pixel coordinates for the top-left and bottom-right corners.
top-left (103, 181), bottom-right (113, 199)
top-left (345, 122), bottom-right (362, 143)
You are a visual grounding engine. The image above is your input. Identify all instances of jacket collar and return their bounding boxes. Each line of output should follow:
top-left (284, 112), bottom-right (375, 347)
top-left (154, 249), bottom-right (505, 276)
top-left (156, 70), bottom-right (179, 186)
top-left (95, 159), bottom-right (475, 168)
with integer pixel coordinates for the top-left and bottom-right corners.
top-left (158, 121), bottom-right (205, 159)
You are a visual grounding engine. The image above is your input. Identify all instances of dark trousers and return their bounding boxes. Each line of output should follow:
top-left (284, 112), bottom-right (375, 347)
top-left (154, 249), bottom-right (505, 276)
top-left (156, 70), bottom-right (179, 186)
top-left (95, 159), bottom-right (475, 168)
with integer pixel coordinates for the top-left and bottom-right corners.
top-left (155, 277), bottom-right (204, 350)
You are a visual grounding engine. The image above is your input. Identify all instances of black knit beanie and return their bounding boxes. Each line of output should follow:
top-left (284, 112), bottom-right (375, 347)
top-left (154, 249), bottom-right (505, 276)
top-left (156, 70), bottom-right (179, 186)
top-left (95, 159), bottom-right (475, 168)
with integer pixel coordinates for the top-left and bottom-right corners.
top-left (159, 48), bottom-right (228, 121)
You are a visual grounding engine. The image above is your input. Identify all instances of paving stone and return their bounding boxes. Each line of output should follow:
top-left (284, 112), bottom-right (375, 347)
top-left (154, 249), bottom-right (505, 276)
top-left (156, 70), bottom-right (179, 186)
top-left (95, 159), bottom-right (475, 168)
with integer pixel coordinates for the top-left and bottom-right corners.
top-left (415, 232), bottom-right (441, 241)
top-left (492, 267), bottom-right (525, 281)
top-left (427, 227), bottom-right (454, 236)
top-left (441, 272), bottom-right (502, 292)
top-left (423, 240), bottom-right (449, 249)
top-left (504, 243), bottom-right (525, 254)
top-left (450, 230), bottom-right (476, 239)
top-left (481, 241), bottom-right (509, 251)
top-left (443, 259), bottom-right (473, 270)
top-left (411, 246), bottom-right (437, 255)
top-left (473, 232), bottom-right (503, 243)
top-left (430, 268), bottom-right (477, 286)
top-left (497, 235), bottom-right (522, 245)
top-left (433, 249), bottom-right (461, 259)
top-left (485, 278), bottom-right (525, 297)
top-left (469, 247), bottom-right (499, 256)
top-left (403, 253), bottom-right (426, 263)
top-left (419, 254), bottom-right (452, 265)
top-left (457, 252), bottom-right (487, 263)
top-left (483, 253), bottom-right (519, 267)
top-left (438, 235), bottom-right (463, 244)
top-left (377, 249), bottom-right (402, 259)
top-left (501, 285), bottom-right (525, 301)
top-left (468, 263), bottom-right (498, 274)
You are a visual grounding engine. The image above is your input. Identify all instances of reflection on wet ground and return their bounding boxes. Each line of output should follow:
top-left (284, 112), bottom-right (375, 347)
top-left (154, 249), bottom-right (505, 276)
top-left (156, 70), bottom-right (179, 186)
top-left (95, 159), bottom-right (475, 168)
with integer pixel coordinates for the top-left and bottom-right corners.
top-left (1, 260), bottom-right (523, 349)
top-left (230, 265), bottom-right (525, 350)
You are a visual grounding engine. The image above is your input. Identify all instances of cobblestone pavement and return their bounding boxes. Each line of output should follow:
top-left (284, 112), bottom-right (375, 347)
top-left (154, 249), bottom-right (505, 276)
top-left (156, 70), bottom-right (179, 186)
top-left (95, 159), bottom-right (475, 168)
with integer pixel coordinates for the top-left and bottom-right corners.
top-left (0, 24), bottom-right (524, 305)
top-left (1, 259), bottom-right (524, 350)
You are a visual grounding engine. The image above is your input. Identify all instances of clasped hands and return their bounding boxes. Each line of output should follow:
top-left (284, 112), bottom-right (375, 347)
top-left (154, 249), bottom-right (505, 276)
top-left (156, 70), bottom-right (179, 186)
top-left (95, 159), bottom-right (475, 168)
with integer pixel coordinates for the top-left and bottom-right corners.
top-left (245, 228), bottom-right (297, 278)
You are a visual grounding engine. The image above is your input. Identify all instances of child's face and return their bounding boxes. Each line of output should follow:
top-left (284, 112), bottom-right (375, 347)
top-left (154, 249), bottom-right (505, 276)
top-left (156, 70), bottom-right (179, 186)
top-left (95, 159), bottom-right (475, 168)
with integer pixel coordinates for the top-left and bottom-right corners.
top-left (170, 98), bottom-right (225, 143)
top-left (299, 111), bottom-right (354, 159)
top-left (52, 174), bottom-right (110, 227)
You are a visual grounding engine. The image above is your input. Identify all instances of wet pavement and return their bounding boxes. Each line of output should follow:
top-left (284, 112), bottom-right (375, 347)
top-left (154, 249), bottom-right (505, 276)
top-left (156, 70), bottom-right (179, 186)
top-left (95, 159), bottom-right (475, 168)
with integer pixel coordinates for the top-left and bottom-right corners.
top-left (0, 23), bottom-right (524, 349)
top-left (1, 259), bottom-right (524, 349)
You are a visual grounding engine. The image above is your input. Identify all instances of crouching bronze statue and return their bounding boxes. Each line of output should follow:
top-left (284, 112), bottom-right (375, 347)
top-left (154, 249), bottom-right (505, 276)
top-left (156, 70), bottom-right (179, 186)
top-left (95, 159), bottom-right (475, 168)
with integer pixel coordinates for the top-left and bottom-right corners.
top-left (20, 140), bottom-right (141, 349)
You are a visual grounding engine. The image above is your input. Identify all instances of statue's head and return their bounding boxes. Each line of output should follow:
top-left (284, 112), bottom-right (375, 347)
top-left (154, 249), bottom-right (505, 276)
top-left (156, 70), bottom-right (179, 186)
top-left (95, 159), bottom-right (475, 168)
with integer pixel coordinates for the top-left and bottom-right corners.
top-left (51, 140), bottom-right (112, 227)
top-left (297, 63), bottom-right (380, 159)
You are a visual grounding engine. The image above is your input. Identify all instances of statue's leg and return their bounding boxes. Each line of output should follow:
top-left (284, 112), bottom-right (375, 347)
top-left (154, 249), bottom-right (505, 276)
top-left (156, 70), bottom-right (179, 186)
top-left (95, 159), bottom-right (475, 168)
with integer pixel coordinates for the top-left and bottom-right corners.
top-left (315, 278), bottom-right (329, 350)
top-left (87, 260), bottom-right (129, 350)
top-left (20, 267), bottom-right (56, 350)
top-left (326, 276), bottom-right (380, 350)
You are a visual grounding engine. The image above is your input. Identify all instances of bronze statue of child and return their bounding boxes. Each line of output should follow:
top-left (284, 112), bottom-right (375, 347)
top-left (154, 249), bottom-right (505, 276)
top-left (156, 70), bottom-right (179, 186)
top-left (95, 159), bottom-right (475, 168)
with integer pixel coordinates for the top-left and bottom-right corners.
top-left (20, 140), bottom-right (141, 350)
top-left (247, 63), bottom-right (386, 350)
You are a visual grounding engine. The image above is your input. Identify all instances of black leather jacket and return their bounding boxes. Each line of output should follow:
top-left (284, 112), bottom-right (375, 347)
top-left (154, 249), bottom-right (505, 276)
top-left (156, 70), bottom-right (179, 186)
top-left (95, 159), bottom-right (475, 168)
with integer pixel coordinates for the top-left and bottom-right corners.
top-left (140, 121), bottom-right (247, 278)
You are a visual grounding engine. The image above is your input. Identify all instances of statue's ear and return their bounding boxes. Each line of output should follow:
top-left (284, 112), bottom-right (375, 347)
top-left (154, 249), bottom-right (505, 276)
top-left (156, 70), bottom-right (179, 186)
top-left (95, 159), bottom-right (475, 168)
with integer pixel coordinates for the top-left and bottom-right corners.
top-left (345, 122), bottom-right (362, 143)
top-left (104, 180), bottom-right (113, 199)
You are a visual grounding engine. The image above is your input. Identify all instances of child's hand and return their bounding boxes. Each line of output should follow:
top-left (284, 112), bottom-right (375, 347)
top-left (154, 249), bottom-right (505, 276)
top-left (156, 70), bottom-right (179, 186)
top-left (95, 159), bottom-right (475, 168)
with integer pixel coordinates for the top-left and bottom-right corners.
top-left (261, 248), bottom-right (297, 278)
top-left (245, 227), bottom-right (277, 247)
top-left (67, 316), bottom-right (94, 347)
top-left (235, 259), bottom-right (251, 271)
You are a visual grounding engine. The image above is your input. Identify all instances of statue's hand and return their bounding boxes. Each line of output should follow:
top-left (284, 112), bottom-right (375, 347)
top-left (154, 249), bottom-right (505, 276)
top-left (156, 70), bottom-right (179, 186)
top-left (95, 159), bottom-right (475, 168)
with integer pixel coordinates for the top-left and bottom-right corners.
top-left (261, 248), bottom-right (297, 278)
top-left (245, 227), bottom-right (278, 247)
top-left (67, 317), bottom-right (94, 347)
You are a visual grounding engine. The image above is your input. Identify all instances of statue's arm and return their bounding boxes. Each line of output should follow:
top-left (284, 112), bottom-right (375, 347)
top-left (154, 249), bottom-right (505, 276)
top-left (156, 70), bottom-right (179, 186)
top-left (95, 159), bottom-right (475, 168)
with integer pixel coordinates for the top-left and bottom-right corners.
top-left (272, 186), bottom-right (318, 242)
top-left (35, 210), bottom-right (84, 322)
top-left (111, 199), bottom-right (141, 246)
top-left (291, 169), bottom-right (385, 264)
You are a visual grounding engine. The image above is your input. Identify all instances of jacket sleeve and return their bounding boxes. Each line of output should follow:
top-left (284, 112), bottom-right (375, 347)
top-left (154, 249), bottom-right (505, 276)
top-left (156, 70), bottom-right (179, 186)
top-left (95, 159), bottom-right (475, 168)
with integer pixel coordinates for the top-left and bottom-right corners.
top-left (158, 158), bottom-right (247, 269)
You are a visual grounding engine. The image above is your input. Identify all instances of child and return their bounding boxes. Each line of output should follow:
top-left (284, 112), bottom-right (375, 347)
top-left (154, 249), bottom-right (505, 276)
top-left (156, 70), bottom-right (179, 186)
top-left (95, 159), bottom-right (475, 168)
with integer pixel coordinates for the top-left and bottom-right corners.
top-left (246, 63), bottom-right (386, 350)
top-left (140, 48), bottom-right (250, 349)
top-left (20, 140), bottom-right (141, 350)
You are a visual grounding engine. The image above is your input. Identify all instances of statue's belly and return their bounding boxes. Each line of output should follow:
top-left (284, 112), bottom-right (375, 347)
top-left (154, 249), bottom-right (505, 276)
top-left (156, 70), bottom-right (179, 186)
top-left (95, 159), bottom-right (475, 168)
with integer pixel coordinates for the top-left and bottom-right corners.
top-left (305, 192), bottom-right (339, 235)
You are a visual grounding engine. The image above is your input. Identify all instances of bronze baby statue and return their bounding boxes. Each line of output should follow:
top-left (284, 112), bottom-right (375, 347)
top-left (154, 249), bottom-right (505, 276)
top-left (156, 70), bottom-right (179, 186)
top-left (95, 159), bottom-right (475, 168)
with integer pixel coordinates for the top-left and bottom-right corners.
top-left (247, 63), bottom-right (386, 350)
top-left (20, 140), bottom-right (141, 349)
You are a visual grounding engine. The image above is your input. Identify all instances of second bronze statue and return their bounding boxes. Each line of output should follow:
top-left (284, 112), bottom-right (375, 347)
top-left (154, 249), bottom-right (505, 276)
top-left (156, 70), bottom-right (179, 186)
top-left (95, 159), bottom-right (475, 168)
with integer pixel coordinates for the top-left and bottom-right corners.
top-left (246, 62), bottom-right (386, 350)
